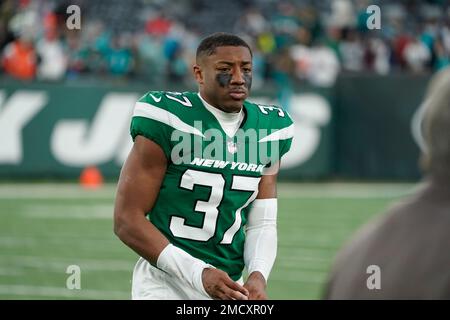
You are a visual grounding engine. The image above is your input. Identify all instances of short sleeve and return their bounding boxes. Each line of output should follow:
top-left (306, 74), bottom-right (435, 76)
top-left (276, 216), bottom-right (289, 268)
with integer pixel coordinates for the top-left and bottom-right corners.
top-left (279, 134), bottom-right (293, 159)
top-left (130, 93), bottom-right (172, 159)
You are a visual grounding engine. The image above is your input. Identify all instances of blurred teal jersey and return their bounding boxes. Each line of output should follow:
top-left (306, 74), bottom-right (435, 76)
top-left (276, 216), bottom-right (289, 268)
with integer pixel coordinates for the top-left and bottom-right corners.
top-left (130, 91), bottom-right (293, 280)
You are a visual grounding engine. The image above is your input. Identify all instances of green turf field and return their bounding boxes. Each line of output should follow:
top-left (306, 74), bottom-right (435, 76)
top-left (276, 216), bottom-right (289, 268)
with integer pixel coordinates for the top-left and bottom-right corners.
top-left (0, 182), bottom-right (418, 300)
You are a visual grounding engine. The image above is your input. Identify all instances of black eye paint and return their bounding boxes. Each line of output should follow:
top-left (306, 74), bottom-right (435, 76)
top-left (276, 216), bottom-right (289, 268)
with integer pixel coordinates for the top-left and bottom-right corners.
top-left (215, 73), bottom-right (252, 89)
top-left (216, 73), bottom-right (232, 87)
top-left (243, 73), bottom-right (252, 90)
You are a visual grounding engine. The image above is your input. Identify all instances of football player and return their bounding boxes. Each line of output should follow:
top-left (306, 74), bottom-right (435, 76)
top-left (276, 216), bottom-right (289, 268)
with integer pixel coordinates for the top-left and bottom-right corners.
top-left (114, 33), bottom-right (294, 300)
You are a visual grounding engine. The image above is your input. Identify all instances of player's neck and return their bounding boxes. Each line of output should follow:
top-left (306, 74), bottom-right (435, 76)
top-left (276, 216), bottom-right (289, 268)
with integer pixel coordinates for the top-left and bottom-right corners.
top-left (198, 92), bottom-right (244, 137)
top-left (197, 92), bottom-right (242, 114)
top-left (198, 93), bottom-right (243, 124)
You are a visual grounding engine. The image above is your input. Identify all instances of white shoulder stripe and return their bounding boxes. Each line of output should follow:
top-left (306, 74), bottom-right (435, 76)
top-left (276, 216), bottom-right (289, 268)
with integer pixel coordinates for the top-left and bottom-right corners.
top-left (133, 102), bottom-right (204, 137)
top-left (258, 124), bottom-right (295, 142)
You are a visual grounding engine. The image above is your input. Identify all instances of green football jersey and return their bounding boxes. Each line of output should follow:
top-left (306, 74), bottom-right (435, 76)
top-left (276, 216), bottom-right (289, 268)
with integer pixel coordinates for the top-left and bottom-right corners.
top-left (130, 91), bottom-right (293, 280)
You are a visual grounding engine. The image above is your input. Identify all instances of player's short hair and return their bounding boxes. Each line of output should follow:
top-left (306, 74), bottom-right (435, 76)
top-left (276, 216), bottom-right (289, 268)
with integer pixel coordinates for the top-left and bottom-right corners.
top-left (421, 67), bottom-right (450, 178)
top-left (196, 32), bottom-right (252, 60)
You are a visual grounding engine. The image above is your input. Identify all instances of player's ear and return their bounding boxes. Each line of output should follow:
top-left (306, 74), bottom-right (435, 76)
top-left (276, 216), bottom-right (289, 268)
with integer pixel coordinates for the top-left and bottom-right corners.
top-left (193, 64), bottom-right (204, 85)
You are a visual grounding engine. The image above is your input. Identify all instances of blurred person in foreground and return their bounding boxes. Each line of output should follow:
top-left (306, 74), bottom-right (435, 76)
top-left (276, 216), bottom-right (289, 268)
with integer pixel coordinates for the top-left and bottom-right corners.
top-left (114, 33), bottom-right (293, 300)
top-left (323, 67), bottom-right (450, 299)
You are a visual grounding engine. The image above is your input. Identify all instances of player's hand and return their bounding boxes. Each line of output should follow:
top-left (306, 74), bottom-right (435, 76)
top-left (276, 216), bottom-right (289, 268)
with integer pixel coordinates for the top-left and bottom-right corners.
top-left (243, 271), bottom-right (268, 300)
top-left (202, 268), bottom-right (249, 300)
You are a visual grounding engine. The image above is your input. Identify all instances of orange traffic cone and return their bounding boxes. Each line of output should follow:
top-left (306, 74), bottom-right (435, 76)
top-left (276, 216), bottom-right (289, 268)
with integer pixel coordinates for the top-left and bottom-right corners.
top-left (80, 166), bottom-right (103, 189)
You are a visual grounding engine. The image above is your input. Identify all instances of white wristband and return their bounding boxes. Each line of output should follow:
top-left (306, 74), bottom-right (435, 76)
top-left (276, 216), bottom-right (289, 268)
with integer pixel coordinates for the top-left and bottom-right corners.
top-left (156, 243), bottom-right (213, 296)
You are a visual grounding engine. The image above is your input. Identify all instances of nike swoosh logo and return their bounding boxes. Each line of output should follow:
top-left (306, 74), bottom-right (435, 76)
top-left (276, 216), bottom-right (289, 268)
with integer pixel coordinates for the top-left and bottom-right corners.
top-left (149, 94), bottom-right (162, 102)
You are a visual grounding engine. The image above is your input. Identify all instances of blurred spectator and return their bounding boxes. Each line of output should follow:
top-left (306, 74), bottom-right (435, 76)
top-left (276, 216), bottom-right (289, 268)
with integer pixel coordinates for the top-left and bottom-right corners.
top-left (329, 0), bottom-right (356, 29)
top-left (36, 28), bottom-right (67, 80)
top-left (308, 41), bottom-right (340, 87)
top-left (146, 11), bottom-right (172, 37)
top-left (65, 34), bottom-right (86, 79)
top-left (162, 23), bottom-right (189, 83)
top-left (323, 67), bottom-right (450, 299)
top-left (134, 32), bottom-right (165, 81)
top-left (434, 38), bottom-right (450, 70)
top-left (2, 33), bottom-right (36, 80)
top-left (271, 1), bottom-right (300, 48)
top-left (403, 37), bottom-right (431, 73)
top-left (391, 32), bottom-right (413, 70)
top-left (368, 38), bottom-right (390, 75)
top-left (290, 41), bottom-right (310, 80)
top-left (297, 5), bottom-right (321, 41)
top-left (105, 34), bottom-right (134, 77)
top-left (7, 0), bottom-right (39, 41)
top-left (234, 7), bottom-right (268, 37)
top-left (2, 0), bottom-right (450, 84)
top-left (167, 44), bottom-right (188, 83)
top-left (256, 31), bottom-right (276, 57)
top-left (355, 0), bottom-right (371, 33)
top-left (271, 46), bottom-right (295, 110)
top-left (339, 28), bottom-right (365, 72)
top-left (291, 37), bottom-right (340, 87)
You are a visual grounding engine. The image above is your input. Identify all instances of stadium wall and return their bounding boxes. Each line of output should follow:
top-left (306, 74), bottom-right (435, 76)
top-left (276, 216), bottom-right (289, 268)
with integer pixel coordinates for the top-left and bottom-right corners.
top-left (0, 75), bottom-right (428, 180)
top-left (335, 74), bottom-right (429, 180)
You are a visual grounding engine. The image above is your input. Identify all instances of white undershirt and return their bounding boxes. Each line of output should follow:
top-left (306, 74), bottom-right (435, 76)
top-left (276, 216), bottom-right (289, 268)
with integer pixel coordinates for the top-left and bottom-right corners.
top-left (198, 93), bottom-right (244, 138)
